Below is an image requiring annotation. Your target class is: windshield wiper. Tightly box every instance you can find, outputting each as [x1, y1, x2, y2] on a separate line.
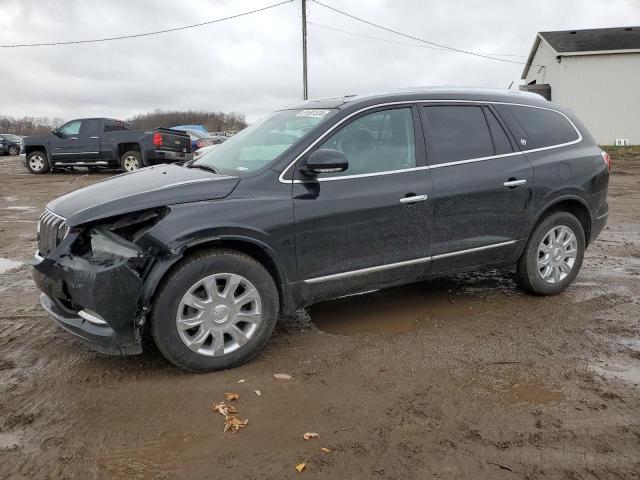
[187, 164, 219, 174]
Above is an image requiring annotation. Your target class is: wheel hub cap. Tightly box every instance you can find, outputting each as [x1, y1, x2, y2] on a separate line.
[211, 305, 231, 324]
[175, 273, 263, 357]
[537, 225, 578, 284]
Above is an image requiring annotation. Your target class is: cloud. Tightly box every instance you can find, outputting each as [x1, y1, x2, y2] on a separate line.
[0, 0, 637, 121]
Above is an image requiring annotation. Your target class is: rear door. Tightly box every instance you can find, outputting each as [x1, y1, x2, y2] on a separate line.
[49, 120, 82, 163]
[292, 105, 433, 298]
[420, 103, 534, 273]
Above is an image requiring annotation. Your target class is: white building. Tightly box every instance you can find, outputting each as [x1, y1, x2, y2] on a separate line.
[521, 26, 640, 145]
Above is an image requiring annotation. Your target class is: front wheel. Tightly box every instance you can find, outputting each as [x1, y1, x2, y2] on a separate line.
[120, 150, 142, 172]
[150, 249, 279, 372]
[515, 211, 585, 295]
[26, 151, 50, 174]
[8, 145, 20, 156]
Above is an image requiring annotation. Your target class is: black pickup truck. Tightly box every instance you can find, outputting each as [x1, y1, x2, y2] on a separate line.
[23, 118, 192, 174]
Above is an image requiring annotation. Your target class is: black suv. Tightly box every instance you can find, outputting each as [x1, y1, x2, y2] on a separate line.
[32, 88, 610, 372]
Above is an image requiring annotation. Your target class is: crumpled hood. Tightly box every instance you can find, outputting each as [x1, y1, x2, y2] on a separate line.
[48, 164, 240, 227]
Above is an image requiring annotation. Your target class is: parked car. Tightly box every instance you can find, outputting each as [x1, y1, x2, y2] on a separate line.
[171, 127, 218, 152]
[172, 124, 208, 134]
[32, 88, 609, 372]
[23, 118, 192, 174]
[0, 133, 23, 156]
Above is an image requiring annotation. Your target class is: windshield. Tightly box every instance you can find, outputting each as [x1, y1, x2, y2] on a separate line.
[192, 108, 337, 173]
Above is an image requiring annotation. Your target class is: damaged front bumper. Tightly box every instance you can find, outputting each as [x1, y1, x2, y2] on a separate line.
[32, 224, 156, 356]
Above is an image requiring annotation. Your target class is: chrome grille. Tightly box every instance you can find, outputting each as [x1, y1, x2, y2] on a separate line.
[37, 210, 68, 257]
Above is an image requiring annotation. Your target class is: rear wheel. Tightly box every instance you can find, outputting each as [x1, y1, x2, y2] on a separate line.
[150, 249, 279, 372]
[120, 150, 142, 172]
[515, 211, 585, 295]
[26, 151, 50, 174]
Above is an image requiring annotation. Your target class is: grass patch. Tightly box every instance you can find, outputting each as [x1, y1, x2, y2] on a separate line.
[601, 145, 640, 162]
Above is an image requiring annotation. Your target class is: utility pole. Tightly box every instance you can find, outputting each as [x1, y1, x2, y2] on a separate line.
[301, 0, 308, 100]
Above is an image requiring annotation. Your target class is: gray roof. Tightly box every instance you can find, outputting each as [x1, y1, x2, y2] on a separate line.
[522, 26, 640, 79]
[540, 26, 640, 53]
[284, 87, 548, 111]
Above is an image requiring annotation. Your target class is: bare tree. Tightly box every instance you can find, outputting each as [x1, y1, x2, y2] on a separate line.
[0, 110, 247, 137]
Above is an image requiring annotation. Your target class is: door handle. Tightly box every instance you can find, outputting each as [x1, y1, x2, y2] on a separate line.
[399, 194, 429, 204]
[503, 179, 527, 188]
[90, 136, 99, 139]
[69, 137, 78, 140]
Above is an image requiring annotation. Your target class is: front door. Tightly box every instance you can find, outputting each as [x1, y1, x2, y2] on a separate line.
[49, 120, 83, 164]
[420, 103, 534, 273]
[292, 106, 433, 298]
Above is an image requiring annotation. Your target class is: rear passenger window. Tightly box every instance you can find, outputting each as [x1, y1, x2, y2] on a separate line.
[104, 122, 127, 132]
[316, 108, 416, 176]
[484, 108, 513, 155]
[504, 105, 579, 148]
[424, 106, 495, 164]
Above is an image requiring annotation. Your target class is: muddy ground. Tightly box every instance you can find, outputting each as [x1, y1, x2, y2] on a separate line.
[0, 151, 639, 479]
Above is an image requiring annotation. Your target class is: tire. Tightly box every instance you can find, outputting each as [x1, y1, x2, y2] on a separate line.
[150, 249, 279, 372]
[8, 145, 19, 156]
[26, 151, 50, 174]
[120, 150, 142, 172]
[515, 211, 585, 296]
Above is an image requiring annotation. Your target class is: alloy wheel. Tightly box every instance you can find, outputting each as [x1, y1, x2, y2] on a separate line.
[175, 273, 262, 356]
[29, 154, 45, 172]
[537, 225, 578, 284]
[123, 155, 139, 172]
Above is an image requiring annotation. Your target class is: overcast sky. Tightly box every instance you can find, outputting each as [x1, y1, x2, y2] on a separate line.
[0, 0, 637, 122]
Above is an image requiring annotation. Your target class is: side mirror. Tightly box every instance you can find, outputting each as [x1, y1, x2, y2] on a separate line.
[52, 128, 60, 136]
[302, 149, 348, 175]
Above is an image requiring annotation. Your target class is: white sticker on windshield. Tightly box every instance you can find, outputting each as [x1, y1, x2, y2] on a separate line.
[296, 109, 331, 118]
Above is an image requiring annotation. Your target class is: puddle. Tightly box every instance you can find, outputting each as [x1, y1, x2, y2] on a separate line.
[309, 282, 490, 335]
[0, 258, 23, 274]
[0, 432, 22, 450]
[591, 362, 640, 385]
[505, 383, 564, 404]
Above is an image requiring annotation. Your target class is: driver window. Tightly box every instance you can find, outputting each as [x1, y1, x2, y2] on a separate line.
[59, 120, 81, 137]
[316, 107, 416, 177]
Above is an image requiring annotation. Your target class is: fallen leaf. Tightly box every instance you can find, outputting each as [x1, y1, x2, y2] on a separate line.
[273, 373, 293, 380]
[254, 390, 262, 396]
[237, 379, 246, 383]
[295, 463, 306, 473]
[303, 432, 319, 441]
[321, 447, 331, 453]
[224, 416, 248, 433]
[225, 392, 240, 401]
[212, 402, 237, 418]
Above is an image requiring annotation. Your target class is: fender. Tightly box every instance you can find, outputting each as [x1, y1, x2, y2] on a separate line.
[138, 230, 296, 319]
[519, 192, 592, 256]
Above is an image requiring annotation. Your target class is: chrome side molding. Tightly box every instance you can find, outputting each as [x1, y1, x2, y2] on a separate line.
[304, 240, 517, 284]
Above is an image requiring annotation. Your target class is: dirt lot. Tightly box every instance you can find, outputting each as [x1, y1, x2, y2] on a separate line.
[1, 151, 639, 479]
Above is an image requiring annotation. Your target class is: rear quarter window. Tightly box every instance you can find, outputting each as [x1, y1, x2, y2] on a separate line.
[503, 105, 579, 149]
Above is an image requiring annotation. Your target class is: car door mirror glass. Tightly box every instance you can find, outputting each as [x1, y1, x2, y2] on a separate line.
[302, 149, 349, 175]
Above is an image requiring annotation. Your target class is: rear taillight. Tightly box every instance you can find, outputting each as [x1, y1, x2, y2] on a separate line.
[601, 150, 611, 173]
[153, 133, 163, 146]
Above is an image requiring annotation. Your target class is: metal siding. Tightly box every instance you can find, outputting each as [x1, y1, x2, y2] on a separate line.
[524, 43, 640, 145]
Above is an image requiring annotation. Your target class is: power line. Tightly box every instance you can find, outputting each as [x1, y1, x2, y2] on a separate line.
[311, 0, 530, 65]
[308, 21, 527, 57]
[0, 0, 293, 48]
